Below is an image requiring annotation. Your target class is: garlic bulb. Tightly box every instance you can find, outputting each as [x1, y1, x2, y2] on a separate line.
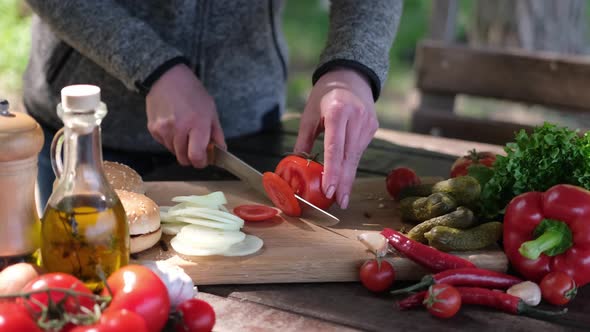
[142, 260, 196, 307]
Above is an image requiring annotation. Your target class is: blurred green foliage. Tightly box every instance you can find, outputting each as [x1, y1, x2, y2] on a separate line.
[0, 0, 31, 93]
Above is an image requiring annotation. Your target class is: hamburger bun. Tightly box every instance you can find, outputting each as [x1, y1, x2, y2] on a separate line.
[116, 189, 162, 254]
[103, 161, 145, 194]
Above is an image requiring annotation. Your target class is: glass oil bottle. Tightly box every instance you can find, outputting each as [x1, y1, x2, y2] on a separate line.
[41, 85, 129, 292]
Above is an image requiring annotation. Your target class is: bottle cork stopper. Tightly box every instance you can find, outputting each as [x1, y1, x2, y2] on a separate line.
[61, 85, 101, 110]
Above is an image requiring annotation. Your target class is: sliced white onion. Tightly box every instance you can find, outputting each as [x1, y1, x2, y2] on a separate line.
[172, 191, 227, 208]
[162, 222, 186, 235]
[169, 207, 244, 226]
[170, 236, 230, 256]
[222, 235, 264, 257]
[175, 216, 241, 231]
[177, 224, 245, 248]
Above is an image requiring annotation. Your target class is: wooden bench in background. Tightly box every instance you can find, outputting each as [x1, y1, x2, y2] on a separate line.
[411, 41, 590, 145]
[411, 0, 590, 145]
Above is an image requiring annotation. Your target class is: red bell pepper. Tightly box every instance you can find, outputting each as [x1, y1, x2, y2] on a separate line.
[503, 184, 590, 286]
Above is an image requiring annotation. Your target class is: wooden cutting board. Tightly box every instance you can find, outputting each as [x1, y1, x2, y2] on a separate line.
[137, 178, 508, 285]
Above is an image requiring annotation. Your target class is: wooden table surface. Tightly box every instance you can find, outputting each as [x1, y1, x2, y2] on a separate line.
[144, 118, 589, 332]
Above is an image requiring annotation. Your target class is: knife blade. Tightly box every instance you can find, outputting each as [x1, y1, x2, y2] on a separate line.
[208, 144, 342, 227]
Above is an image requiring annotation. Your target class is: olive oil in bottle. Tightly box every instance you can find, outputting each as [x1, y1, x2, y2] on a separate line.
[41, 195, 129, 292]
[42, 85, 129, 292]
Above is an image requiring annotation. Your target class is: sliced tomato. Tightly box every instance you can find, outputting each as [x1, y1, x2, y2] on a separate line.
[233, 204, 278, 222]
[275, 155, 334, 210]
[262, 172, 301, 217]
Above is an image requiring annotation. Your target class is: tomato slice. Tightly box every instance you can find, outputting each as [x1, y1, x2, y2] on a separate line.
[233, 204, 278, 222]
[262, 172, 302, 217]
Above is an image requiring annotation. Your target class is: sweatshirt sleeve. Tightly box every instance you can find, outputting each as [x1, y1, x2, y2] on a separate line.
[312, 0, 403, 101]
[25, 0, 187, 94]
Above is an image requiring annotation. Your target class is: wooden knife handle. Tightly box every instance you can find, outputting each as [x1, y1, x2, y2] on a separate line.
[206, 143, 216, 166]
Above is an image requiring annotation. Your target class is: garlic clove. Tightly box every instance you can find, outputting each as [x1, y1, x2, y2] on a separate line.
[507, 281, 541, 306]
[357, 232, 388, 257]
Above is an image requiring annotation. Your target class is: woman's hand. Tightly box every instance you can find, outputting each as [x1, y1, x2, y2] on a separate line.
[295, 69, 378, 209]
[146, 64, 226, 168]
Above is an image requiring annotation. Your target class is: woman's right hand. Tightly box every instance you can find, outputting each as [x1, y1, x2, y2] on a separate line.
[146, 64, 226, 168]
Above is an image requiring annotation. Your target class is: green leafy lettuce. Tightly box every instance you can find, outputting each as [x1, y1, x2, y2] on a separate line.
[474, 123, 590, 217]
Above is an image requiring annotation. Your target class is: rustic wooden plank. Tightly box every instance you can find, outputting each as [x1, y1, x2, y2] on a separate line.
[198, 292, 358, 332]
[411, 107, 533, 145]
[416, 40, 590, 111]
[202, 282, 581, 332]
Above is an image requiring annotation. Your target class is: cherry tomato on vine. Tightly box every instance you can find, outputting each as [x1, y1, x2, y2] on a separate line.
[233, 204, 278, 222]
[18, 273, 95, 315]
[102, 265, 170, 332]
[385, 167, 421, 200]
[175, 298, 216, 332]
[69, 309, 148, 332]
[450, 150, 496, 178]
[540, 271, 577, 306]
[423, 284, 461, 319]
[359, 259, 395, 292]
[275, 154, 335, 210]
[0, 303, 42, 332]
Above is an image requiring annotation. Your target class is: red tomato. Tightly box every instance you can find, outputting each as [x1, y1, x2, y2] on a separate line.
[69, 309, 148, 332]
[450, 150, 496, 178]
[274, 155, 335, 210]
[540, 271, 577, 306]
[18, 273, 95, 315]
[233, 204, 278, 222]
[0, 303, 42, 332]
[262, 172, 302, 216]
[385, 167, 421, 199]
[175, 299, 216, 332]
[102, 265, 170, 332]
[359, 259, 395, 292]
[423, 284, 461, 319]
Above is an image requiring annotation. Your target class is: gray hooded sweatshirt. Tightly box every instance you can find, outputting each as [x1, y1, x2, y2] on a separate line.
[23, 0, 403, 153]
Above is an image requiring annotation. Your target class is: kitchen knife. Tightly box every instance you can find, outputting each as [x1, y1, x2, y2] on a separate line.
[207, 144, 341, 227]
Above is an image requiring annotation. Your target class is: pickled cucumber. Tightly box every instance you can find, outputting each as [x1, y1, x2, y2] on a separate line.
[424, 222, 503, 251]
[398, 193, 457, 222]
[406, 207, 475, 243]
[432, 176, 481, 206]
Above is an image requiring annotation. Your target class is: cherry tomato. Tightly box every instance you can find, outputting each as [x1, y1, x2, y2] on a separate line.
[423, 284, 461, 319]
[18, 273, 95, 315]
[540, 271, 577, 306]
[359, 259, 395, 292]
[0, 303, 42, 332]
[175, 298, 216, 332]
[233, 204, 278, 222]
[102, 265, 170, 332]
[385, 167, 421, 199]
[262, 172, 302, 217]
[69, 309, 148, 332]
[450, 150, 496, 178]
[275, 155, 335, 210]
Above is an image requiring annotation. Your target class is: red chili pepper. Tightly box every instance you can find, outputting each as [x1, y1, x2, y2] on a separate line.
[457, 287, 565, 319]
[391, 268, 522, 295]
[381, 228, 476, 272]
[396, 291, 427, 310]
[396, 287, 565, 320]
[503, 184, 590, 286]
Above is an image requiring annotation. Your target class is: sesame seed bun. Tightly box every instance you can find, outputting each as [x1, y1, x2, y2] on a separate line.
[103, 161, 145, 194]
[115, 189, 162, 253]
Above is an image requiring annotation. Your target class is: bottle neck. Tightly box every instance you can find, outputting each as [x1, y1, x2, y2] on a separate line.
[63, 124, 104, 182]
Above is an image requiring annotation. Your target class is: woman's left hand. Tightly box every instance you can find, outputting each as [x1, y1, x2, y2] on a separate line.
[295, 68, 378, 209]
